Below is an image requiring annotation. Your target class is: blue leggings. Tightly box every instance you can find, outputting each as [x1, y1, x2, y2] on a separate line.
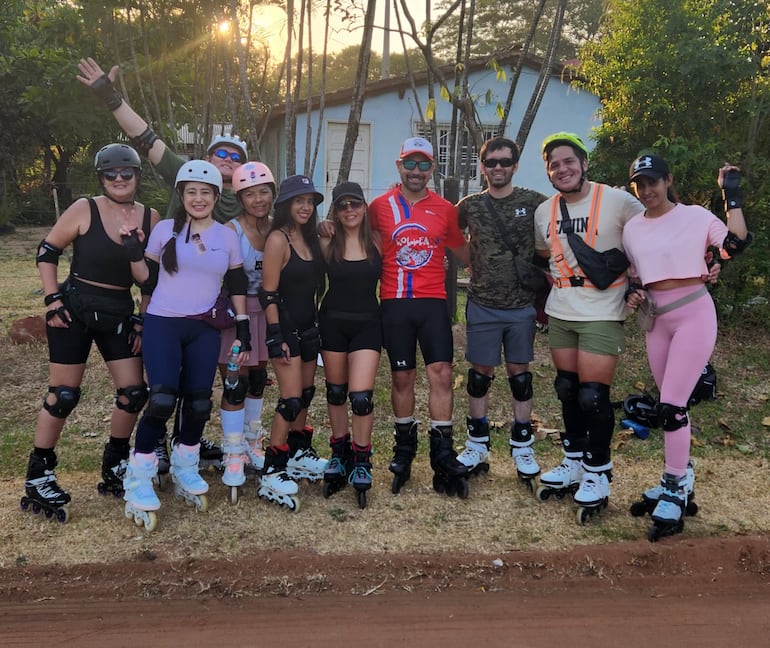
[135, 315, 220, 453]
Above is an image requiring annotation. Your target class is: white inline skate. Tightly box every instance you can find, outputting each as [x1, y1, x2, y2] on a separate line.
[243, 420, 267, 473]
[123, 451, 160, 532]
[286, 426, 328, 482]
[574, 463, 612, 525]
[221, 433, 246, 505]
[536, 452, 583, 502]
[457, 417, 490, 477]
[170, 442, 209, 512]
[258, 446, 300, 511]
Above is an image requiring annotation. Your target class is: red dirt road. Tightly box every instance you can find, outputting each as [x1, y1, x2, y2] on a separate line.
[1, 534, 768, 647]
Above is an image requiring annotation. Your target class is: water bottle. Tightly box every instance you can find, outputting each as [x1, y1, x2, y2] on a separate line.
[225, 345, 240, 389]
[621, 418, 650, 440]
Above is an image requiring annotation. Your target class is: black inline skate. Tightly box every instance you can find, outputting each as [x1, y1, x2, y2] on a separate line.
[630, 462, 698, 518]
[20, 451, 71, 523]
[647, 473, 691, 542]
[429, 427, 469, 499]
[97, 440, 130, 497]
[389, 421, 418, 494]
[323, 434, 352, 498]
[349, 443, 373, 509]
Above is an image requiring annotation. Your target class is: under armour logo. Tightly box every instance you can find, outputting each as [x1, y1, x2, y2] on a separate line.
[633, 156, 654, 172]
[514, 208, 527, 216]
[396, 360, 407, 367]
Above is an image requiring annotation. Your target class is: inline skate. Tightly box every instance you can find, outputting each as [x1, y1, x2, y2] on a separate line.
[509, 422, 540, 491]
[20, 451, 70, 523]
[536, 452, 583, 502]
[574, 464, 612, 525]
[258, 446, 300, 511]
[97, 440, 129, 497]
[221, 433, 246, 505]
[123, 451, 160, 532]
[169, 442, 209, 512]
[323, 434, 352, 498]
[630, 461, 698, 517]
[389, 420, 418, 494]
[456, 417, 490, 477]
[349, 443, 373, 509]
[429, 427, 469, 499]
[152, 434, 170, 490]
[198, 436, 224, 472]
[243, 420, 267, 473]
[287, 426, 328, 482]
[648, 473, 690, 542]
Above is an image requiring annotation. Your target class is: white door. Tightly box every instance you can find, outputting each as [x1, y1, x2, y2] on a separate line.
[325, 122, 371, 202]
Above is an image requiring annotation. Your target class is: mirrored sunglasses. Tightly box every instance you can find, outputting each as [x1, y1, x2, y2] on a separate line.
[401, 159, 432, 172]
[482, 158, 515, 168]
[336, 199, 365, 210]
[213, 149, 243, 163]
[102, 169, 136, 181]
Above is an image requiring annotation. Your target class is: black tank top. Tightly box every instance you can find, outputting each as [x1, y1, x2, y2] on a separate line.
[321, 251, 382, 316]
[279, 242, 322, 332]
[70, 198, 151, 288]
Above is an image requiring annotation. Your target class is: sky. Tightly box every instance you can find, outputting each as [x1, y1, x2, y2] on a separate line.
[251, 2, 433, 57]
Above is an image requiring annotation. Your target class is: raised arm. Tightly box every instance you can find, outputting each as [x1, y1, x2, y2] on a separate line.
[76, 57, 167, 166]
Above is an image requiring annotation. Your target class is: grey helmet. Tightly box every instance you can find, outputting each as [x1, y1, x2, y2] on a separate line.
[94, 143, 142, 173]
[175, 160, 223, 193]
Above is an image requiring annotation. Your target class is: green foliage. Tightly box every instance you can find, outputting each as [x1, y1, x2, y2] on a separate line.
[578, 0, 770, 313]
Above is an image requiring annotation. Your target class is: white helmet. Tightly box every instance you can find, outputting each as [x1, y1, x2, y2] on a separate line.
[207, 134, 247, 161]
[232, 161, 276, 196]
[175, 160, 223, 192]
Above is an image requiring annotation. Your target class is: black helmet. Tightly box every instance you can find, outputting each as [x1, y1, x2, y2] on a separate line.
[94, 143, 141, 173]
[623, 393, 659, 428]
[689, 363, 717, 406]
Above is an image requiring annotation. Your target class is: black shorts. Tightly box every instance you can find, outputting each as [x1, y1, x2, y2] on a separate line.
[319, 309, 382, 353]
[47, 316, 136, 364]
[380, 298, 453, 371]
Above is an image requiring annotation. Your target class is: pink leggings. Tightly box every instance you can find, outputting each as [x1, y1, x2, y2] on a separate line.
[646, 286, 717, 476]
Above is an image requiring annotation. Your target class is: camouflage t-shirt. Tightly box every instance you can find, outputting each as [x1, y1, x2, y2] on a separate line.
[457, 187, 547, 309]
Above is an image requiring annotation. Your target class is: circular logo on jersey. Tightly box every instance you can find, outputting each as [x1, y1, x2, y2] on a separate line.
[393, 222, 434, 269]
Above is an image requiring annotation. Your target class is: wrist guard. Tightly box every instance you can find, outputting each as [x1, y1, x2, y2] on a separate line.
[130, 313, 145, 327]
[265, 323, 284, 358]
[623, 283, 644, 303]
[722, 170, 741, 210]
[44, 291, 64, 306]
[235, 318, 252, 352]
[90, 74, 124, 111]
[121, 229, 144, 262]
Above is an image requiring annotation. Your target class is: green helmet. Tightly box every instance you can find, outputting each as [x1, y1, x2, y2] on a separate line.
[541, 132, 589, 160]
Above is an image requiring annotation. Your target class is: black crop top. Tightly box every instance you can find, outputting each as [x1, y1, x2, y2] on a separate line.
[70, 198, 151, 289]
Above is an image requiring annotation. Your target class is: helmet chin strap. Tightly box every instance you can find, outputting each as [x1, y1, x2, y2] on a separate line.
[102, 189, 135, 205]
[554, 172, 587, 194]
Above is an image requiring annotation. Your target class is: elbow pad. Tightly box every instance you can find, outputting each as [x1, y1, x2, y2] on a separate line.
[36, 240, 64, 266]
[141, 258, 160, 295]
[224, 266, 248, 296]
[129, 127, 160, 158]
[722, 231, 753, 257]
[258, 287, 281, 310]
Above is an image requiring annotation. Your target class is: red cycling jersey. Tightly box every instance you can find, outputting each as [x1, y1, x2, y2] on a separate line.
[369, 186, 465, 299]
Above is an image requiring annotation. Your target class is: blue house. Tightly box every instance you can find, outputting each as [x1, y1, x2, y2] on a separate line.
[260, 51, 601, 206]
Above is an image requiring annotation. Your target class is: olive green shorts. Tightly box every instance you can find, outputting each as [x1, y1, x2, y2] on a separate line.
[547, 317, 625, 356]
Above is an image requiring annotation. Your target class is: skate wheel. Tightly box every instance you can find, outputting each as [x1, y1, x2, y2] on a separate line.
[357, 490, 367, 509]
[97, 482, 107, 495]
[629, 501, 650, 517]
[56, 507, 69, 524]
[577, 507, 591, 526]
[455, 478, 469, 500]
[196, 494, 209, 513]
[647, 524, 662, 542]
[43, 506, 54, 520]
[286, 497, 301, 513]
[229, 486, 239, 505]
[521, 477, 535, 493]
[20, 496, 30, 511]
[391, 474, 402, 495]
[133, 514, 143, 527]
[432, 474, 446, 494]
[686, 501, 699, 516]
[31, 501, 42, 514]
[323, 481, 334, 498]
[535, 486, 551, 502]
[144, 511, 158, 532]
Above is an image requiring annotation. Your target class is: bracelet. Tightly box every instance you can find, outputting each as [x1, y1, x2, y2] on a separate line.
[130, 313, 145, 327]
[44, 291, 64, 306]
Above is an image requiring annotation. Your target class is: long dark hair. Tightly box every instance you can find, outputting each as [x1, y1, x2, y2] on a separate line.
[271, 198, 322, 262]
[160, 183, 219, 273]
[327, 202, 378, 264]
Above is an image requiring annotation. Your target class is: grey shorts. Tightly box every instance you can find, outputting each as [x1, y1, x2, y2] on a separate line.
[547, 317, 625, 356]
[465, 299, 536, 367]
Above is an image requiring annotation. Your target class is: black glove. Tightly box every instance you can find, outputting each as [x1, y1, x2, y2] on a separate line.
[265, 323, 284, 358]
[90, 74, 124, 111]
[235, 318, 252, 352]
[121, 229, 144, 262]
[722, 169, 741, 210]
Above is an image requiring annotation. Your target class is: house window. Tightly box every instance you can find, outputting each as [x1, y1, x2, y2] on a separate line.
[413, 123, 496, 189]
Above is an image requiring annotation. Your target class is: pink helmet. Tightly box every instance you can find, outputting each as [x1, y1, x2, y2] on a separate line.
[232, 161, 276, 196]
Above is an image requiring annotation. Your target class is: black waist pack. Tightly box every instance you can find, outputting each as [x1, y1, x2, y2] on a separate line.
[64, 279, 134, 333]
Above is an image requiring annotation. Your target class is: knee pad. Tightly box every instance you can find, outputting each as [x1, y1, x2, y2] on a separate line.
[115, 383, 148, 413]
[554, 370, 579, 403]
[43, 385, 81, 419]
[301, 385, 316, 409]
[325, 382, 348, 406]
[349, 390, 374, 416]
[466, 368, 494, 398]
[276, 396, 303, 423]
[181, 390, 213, 426]
[223, 376, 248, 406]
[247, 367, 268, 397]
[577, 382, 611, 414]
[657, 402, 689, 431]
[508, 371, 533, 402]
[144, 385, 178, 422]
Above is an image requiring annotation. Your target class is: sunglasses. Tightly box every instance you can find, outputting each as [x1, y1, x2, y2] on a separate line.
[191, 232, 206, 253]
[482, 158, 515, 168]
[401, 159, 432, 172]
[102, 169, 136, 181]
[212, 149, 243, 163]
[336, 199, 365, 211]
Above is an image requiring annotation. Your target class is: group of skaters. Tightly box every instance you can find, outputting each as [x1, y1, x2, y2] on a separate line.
[21, 57, 751, 542]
